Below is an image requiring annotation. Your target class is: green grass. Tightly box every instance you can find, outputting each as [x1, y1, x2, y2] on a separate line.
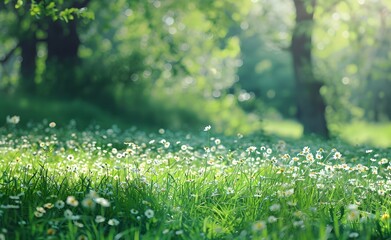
[0, 123, 390, 239]
[263, 119, 391, 148]
[262, 119, 303, 139]
[0, 94, 128, 129]
[336, 122, 391, 148]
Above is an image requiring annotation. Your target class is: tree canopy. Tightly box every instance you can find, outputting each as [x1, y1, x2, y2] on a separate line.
[1, 0, 390, 135]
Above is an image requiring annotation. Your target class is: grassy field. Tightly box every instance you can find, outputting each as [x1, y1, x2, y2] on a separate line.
[0, 121, 390, 240]
[263, 119, 391, 148]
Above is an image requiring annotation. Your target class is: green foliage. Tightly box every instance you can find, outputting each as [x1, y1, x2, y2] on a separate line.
[4, 0, 94, 21]
[1, 0, 391, 137]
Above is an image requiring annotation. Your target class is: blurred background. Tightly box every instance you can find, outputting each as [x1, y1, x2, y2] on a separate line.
[1, 0, 390, 147]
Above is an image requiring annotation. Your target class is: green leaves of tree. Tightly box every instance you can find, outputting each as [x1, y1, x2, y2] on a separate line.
[4, 0, 94, 21]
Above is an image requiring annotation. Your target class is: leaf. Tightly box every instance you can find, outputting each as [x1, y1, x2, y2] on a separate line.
[15, 0, 23, 9]
[30, 3, 41, 17]
[46, 2, 56, 10]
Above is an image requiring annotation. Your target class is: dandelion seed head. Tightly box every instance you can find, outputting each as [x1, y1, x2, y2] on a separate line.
[145, 209, 154, 219]
[55, 200, 65, 209]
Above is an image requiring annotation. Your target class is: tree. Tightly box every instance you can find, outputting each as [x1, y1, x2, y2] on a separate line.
[43, 0, 91, 97]
[1, 0, 93, 95]
[291, 0, 329, 137]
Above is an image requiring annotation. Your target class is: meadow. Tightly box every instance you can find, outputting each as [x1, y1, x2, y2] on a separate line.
[0, 120, 390, 240]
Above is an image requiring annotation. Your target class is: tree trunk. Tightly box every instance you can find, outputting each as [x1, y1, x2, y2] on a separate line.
[19, 33, 37, 94]
[291, 0, 329, 137]
[45, 19, 81, 97]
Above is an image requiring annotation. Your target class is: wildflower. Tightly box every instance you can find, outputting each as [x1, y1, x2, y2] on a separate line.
[266, 148, 272, 154]
[333, 152, 342, 160]
[246, 146, 257, 153]
[316, 184, 325, 189]
[74, 221, 84, 228]
[306, 153, 314, 162]
[347, 209, 360, 221]
[293, 220, 304, 228]
[47, 228, 56, 235]
[268, 216, 278, 223]
[6, 115, 20, 125]
[302, 146, 310, 154]
[378, 189, 385, 196]
[64, 209, 73, 220]
[381, 213, 390, 221]
[77, 234, 88, 240]
[82, 198, 96, 209]
[379, 158, 388, 165]
[95, 197, 110, 207]
[347, 204, 358, 211]
[44, 203, 54, 209]
[284, 188, 294, 197]
[0, 233, 5, 240]
[204, 125, 211, 132]
[349, 232, 359, 238]
[49, 122, 56, 128]
[293, 210, 304, 218]
[325, 165, 334, 172]
[55, 200, 65, 209]
[108, 218, 120, 226]
[36, 207, 46, 214]
[95, 215, 105, 223]
[34, 211, 44, 218]
[287, 201, 297, 207]
[269, 204, 281, 212]
[316, 153, 323, 160]
[145, 209, 154, 219]
[225, 187, 234, 195]
[252, 220, 266, 232]
[66, 196, 79, 207]
[87, 190, 99, 199]
[207, 159, 215, 165]
[215, 139, 221, 145]
[130, 209, 139, 215]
